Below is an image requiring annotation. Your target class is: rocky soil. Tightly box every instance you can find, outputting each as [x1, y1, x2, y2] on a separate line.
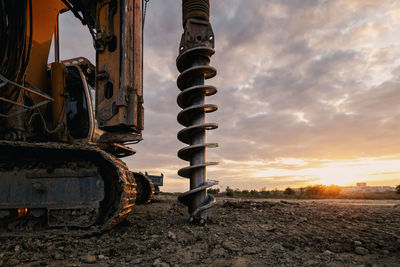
[0, 195, 399, 266]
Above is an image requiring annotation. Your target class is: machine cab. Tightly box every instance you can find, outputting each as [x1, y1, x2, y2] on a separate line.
[49, 57, 97, 143]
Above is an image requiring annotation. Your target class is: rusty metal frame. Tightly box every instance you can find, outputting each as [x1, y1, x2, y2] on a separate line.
[0, 74, 53, 118]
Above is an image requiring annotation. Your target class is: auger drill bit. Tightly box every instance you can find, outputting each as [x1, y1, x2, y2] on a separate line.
[176, 0, 219, 224]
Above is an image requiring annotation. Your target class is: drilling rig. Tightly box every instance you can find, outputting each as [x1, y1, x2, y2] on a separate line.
[0, 0, 218, 234]
[176, 0, 219, 225]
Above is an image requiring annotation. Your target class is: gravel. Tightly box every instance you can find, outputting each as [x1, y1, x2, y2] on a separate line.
[0, 195, 399, 266]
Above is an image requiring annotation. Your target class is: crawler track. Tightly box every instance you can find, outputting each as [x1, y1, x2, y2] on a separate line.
[0, 141, 136, 236]
[134, 172, 155, 204]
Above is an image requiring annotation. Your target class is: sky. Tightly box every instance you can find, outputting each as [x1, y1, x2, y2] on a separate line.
[58, 0, 400, 192]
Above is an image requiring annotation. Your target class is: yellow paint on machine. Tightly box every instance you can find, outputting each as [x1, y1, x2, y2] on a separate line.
[25, 0, 67, 99]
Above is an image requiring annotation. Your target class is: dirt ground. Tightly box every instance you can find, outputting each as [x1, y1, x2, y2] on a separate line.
[1, 195, 399, 266]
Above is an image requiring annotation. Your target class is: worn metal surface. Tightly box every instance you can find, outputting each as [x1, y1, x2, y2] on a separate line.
[95, 0, 143, 132]
[0, 141, 136, 235]
[176, 2, 219, 224]
[182, 0, 210, 27]
[133, 172, 155, 204]
[0, 174, 104, 208]
[98, 142, 137, 158]
[144, 172, 163, 194]
[145, 172, 164, 187]
[0, 0, 145, 236]
[50, 62, 67, 138]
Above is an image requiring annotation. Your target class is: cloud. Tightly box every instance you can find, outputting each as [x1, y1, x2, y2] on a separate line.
[59, 0, 400, 191]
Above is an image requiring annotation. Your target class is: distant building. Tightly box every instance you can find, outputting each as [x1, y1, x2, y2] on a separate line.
[342, 182, 395, 193]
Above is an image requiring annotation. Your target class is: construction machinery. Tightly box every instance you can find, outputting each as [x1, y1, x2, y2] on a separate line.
[0, 0, 218, 233]
[176, 0, 219, 224]
[145, 172, 164, 194]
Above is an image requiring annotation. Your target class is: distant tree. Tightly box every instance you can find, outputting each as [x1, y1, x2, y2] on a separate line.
[242, 190, 249, 197]
[225, 186, 234, 197]
[305, 185, 325, 196]
[304, 186, 315, 196]
[234, 188, 241, 196]
[250, 189, 259, 197]
[284, 187, 295, 195]
[303, 184, 341, 196]
[396, 185, 400, 194]
[299, 187, 305, 195]
[260, 188, 270, 198]
[323, 185, 342, 196]
[207, 188, 220, 195]
[271, 189, 280, 197]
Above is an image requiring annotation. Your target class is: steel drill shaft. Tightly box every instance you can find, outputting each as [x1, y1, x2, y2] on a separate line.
[189, 59, 208, 217]
[176, 0, 218, 223]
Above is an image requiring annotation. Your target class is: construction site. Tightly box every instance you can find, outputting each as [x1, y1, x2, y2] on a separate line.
[0, 0, 400, 266]
[0, 195, 399, 266]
